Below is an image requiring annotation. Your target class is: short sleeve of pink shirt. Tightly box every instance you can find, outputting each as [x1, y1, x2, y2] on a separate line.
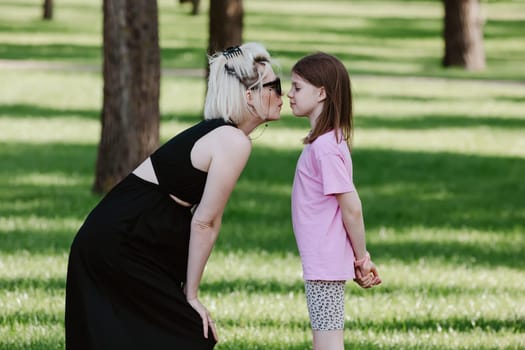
[318, 154, 355, 195]
[291, 130, 357, 281]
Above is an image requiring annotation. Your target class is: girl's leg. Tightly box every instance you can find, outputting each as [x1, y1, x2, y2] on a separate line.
[304, 280, 346, 350]
[312, 330, 344, 350]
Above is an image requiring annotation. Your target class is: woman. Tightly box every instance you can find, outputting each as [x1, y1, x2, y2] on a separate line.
[288, 52, 381, 350]
[65, 42, 282, 349]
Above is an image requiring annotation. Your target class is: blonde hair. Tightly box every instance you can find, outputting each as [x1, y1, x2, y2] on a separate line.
[204, 42, 273, 124]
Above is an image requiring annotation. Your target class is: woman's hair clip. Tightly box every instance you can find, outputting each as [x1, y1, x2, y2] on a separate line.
[224, 64, 238, 77]
[222, 46, 243, 59]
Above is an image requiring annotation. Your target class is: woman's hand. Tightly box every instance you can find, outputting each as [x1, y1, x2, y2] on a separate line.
[186, 297, 219, 342]
[354, 259, 382, 289]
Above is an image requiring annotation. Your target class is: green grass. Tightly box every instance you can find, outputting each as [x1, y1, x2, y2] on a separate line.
[1, 0, 524, 349]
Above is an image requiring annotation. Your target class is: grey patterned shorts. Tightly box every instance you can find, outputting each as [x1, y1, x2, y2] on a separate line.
[304, 280, 346, 331]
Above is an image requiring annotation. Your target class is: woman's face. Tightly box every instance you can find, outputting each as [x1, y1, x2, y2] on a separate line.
[287, 72, 324, 119]
[257, 70, 283, 121]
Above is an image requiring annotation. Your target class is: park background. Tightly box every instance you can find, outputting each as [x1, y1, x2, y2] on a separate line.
[0, 0, 524, 349]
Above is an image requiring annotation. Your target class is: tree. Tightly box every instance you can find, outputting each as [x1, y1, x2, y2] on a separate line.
[208, 0, 243, 55]
[179, 0, 200, 16]
[442, 0, 485, 70]
[43, 0, 53, 20]
[93, 0, 161, 194]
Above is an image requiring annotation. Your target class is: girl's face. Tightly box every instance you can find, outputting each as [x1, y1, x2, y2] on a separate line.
[287, 72, 325, 119]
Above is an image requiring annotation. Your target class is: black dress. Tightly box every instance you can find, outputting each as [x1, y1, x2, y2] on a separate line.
[65, 119, 233, 349]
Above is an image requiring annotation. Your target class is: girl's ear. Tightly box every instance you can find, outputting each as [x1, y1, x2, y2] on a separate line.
[318, 86, 327, 102]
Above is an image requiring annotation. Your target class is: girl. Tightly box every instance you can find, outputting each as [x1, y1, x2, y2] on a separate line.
[288, 52, 381, 350]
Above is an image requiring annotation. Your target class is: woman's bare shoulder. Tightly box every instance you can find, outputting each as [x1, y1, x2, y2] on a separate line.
[213, 125, 252, 151]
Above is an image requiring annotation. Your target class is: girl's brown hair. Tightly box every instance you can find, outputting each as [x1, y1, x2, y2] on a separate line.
[292, 52, 353, 147]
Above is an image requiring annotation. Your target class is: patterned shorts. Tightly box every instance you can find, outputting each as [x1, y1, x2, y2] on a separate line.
[304, 280, 346, 331]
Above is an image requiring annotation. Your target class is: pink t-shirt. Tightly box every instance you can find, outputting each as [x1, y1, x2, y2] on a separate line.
[291, 129, 356, 281]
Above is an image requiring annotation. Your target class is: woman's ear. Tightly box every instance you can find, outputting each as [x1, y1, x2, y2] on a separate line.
[318, 86, 327, 102]
[245, 89, 255, 109]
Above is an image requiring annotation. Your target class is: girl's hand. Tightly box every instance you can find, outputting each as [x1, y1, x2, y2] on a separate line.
[354, 258, 382, 288]
[186, 297, 219, 342]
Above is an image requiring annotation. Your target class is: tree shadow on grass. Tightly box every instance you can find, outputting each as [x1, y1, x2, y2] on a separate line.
[353, 148, 524, 229]
[3, 104, 523, 131]
[0, 276, 65, 292]
[164, 112, 525, 131]
[200, 277, 522, 298]
[0, 43, 208, 71]
[248, 11, 442, 40]
[0, 103, 98, 119]
[372, 239, 523, 269]
[0, 43, 101, 62]
[0, 142, 523, 267]
[356, 114, 525, 129]
[213, 314, 524, 333]
[352, 317, 525, 334]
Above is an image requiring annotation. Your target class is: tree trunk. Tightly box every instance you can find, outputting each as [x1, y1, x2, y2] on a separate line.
[43, 0, 53, 20]
[179, 0, 200, 15]
[93, 0, 160, 194]
[190, 0, 200, 15]
[208, 0, 243, 54]
[442, 0, 485, 70]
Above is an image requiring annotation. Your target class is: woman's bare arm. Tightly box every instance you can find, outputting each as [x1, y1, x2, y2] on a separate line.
[183, 128, 251, 339]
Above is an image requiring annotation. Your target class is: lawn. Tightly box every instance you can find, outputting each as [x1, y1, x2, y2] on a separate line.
[0, 0, 524, 349]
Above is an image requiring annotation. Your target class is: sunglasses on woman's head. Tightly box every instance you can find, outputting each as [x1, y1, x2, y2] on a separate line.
[262, 77, 282, 97]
